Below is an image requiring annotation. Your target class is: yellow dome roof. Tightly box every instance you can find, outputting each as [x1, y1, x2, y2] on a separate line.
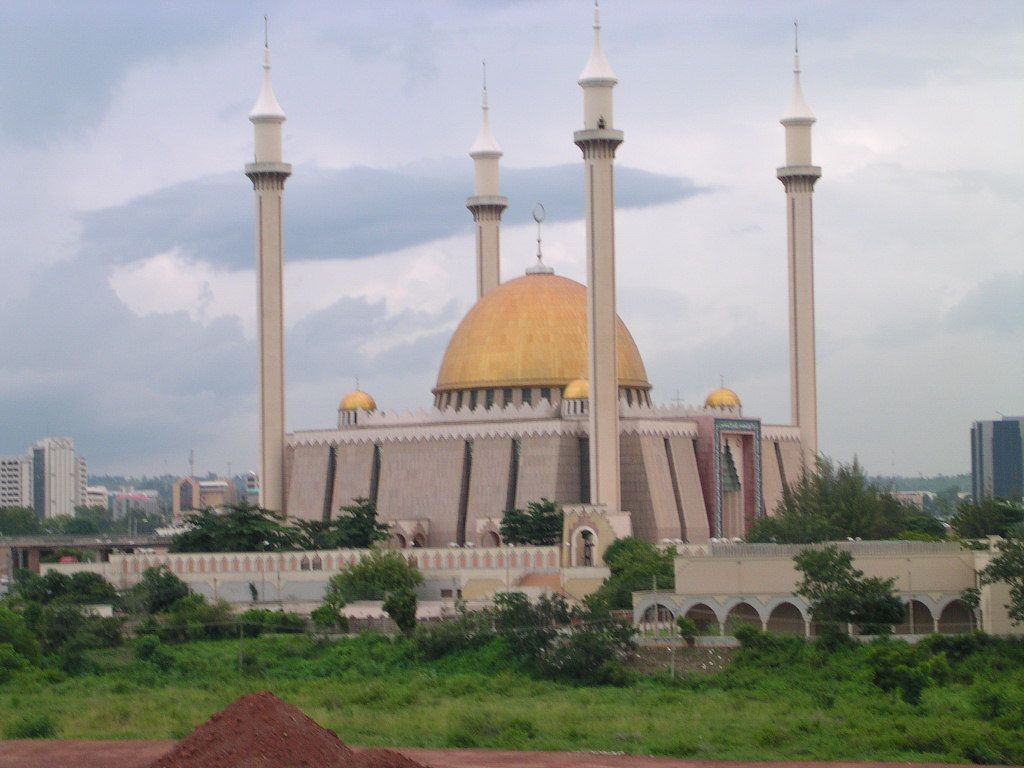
[435, 274, 650, 393]
[339, 390, 377, 412]
[705, 387, 741, 409]
[564, 378, 590, 400]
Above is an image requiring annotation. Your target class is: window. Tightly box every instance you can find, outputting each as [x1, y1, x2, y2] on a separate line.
[485, 389, 495, 409]
[522, 388, 532, 406]
[625, 389, 633, 406]
[469, 390, 478, 410]
[455, 391, 463, 410]
[503, 387, 513, 405]
[540, 387, 551, 403]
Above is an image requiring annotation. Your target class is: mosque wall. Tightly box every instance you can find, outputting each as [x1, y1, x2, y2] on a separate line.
[777, 440, 805, 490]
[331, 443, 376, 514]
[761, 438, 786, 516]
[514, 435, 581, 510]
[465, 437, 514, 543]
[667, 437, 710, 544]
[376, 439, 466, 547]
[620, 434, 682, 542]
[284, 444, 331, 521]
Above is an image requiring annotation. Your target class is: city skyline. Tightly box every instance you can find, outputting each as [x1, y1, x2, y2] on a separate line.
[0, 1, 1021, 477]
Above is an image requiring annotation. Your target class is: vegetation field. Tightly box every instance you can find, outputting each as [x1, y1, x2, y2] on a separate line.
[2, 632, 1022, 765]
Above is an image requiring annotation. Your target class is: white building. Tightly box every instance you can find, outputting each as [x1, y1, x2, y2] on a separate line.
[0, 455, 32, 509]
[85, 485, 110, 510]
[31, 437, 88, 519]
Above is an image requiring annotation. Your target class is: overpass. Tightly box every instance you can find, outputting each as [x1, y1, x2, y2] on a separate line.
[0, 534, 171, 575]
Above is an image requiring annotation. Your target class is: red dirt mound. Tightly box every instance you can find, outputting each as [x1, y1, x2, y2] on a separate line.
[354, 748, 432, 768]
[148, 691, 356, 768]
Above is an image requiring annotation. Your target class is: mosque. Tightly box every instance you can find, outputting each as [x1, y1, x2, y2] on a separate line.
[245, 6, 822, 549]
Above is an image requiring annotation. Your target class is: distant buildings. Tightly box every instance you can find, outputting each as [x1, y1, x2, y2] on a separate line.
[109, 488, 161, 520]
[971, 416, 1024, 501]
[85, 485, 110, 509]
[172, 476, 238, 520]
[0, 455, 32, 508]
[0, 437, 89, 518]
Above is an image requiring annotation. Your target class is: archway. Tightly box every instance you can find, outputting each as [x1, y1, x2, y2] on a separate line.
[724, 602, 761, 636]
[684, 603, 719, 635]
[938, 600, 973, 634]
[481, 530, 500, 547]
[766, 602, 805, 635]
[641, 603, 675, 636]
[571, 527, 598, 567]
[412, 533, 426, 549]
[391, 533, 407, 550]
[894, 599, 934, 635]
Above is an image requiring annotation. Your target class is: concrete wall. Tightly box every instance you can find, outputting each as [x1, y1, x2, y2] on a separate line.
[377, 440, 466, 547]
[285, 444, 331, 521]
[331, 443, 375, 513]
[465, 437, 513, 544]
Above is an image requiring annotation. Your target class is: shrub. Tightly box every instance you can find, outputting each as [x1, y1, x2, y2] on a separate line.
[324, 549, 423, 609]
[0, 606, 41, 665]
[0, 642, 27, 682]
[156, 595, 235, 643]
[132, 634, 173, 668]
[4, 713, 57, 739]
[383, 587, 418, 636]
[676, 616, 698, 639]
[413, 615, 493, 660]
[311, 604, 348, 633]
[127, 566, 191, 614]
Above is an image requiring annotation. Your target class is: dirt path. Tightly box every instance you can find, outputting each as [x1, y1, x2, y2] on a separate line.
[0, 742, 965, 768]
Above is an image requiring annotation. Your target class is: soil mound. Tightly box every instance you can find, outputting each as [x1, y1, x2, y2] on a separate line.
[148, 691, 356, 768]
[354, 748, 431, 768]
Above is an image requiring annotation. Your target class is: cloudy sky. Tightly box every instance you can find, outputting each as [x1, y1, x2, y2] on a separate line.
[0, 1, 1021, 479]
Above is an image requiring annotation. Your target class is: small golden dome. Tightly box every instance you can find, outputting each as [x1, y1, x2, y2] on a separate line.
[435, 273, 650, 393]
[705, 387, 741, 409]
[564, 378, 590, 400]
[339, 390, 377, 412]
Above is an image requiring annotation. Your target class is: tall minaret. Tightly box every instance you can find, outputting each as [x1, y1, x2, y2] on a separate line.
[245, 22, 292, 512]
[777, 24, 821, 471]
[467, 64, 508, 298]
[574, 1, 623, 509]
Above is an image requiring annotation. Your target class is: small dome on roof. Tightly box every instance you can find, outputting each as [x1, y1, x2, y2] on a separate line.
[564, 378, 590, 400]
[339, 390, 377, 412]
[705, 387, 741, 409]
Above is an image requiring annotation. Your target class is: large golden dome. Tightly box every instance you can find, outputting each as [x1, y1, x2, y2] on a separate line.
[434, 273, 650, 393]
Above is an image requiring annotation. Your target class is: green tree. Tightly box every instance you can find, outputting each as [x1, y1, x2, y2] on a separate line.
[126, 566, 191, 614]
[951, 498, 1024, 539]
[585, 537, 675, 612]
[383, 587, 418, 635]
[748, 457, 946, 544]
[499, 499, 563, 545]
[0, 507, 40, 536]
[794, 545, 905, 635]
[169, 503, 298, 553]
[295, 497, 390, 550]
[0, 606, 41, 665]
[323, 549, 423, 611]
[979, 529, 1024, 625]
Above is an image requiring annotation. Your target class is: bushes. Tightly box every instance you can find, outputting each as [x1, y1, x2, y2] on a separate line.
[238, 609, 306, 637]
[126, 566, 191, 614]
[4, 713, 57, 739]
[0, 605, 41, 665]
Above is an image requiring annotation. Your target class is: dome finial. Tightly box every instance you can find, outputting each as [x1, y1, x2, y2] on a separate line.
[526, 203, 554, 274]
[250, 15, 285, 121]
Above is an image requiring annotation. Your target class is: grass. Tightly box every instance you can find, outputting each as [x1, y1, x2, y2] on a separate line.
[1, 632, 1022, 764]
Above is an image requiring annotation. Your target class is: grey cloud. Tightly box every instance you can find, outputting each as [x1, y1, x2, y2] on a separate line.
[80, 161, 704, 268]
[946, 272, 1024, 336]
[0, 2, 243, 144]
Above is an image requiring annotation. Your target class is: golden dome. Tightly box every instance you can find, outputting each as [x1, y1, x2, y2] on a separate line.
[564, 378, 590, 400]
[705, 387, 741, 409]
[339, 390, 377, 412]
[434, 273, 650, 393]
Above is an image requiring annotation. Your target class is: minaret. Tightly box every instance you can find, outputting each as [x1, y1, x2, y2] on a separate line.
[777, 23, 821, 471]
[245, 21, 292, 512]
[574, 1, 623, 509]
[467, 63, 508, 298]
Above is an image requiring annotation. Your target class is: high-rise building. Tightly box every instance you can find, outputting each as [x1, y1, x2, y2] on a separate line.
[0, 454, 32, 508]
[85, 485, 110, 510]
[971, 416, 1024, 501]
[31, 437, 87, 519]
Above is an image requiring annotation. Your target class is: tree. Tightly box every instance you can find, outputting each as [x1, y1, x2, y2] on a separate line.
[169, 503, 298, 553]
[0, 606, 41, 665]
[499, 499, 563, 545]
[126, 566, 191, 614]
[748, 457, 946, 544]
[0, 507, 40, 536]
[323, 549, 423, 612]
[383, 587, 418, 635]
[585, 537, 675, 612]
[979, 529, 1024, 625]
[295, 497, 390, 550]
[950, 498, 1024, 539]
[794, 545, 905, 635]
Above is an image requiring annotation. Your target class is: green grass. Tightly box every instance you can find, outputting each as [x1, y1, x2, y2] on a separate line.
[1, 632, 1022, 764]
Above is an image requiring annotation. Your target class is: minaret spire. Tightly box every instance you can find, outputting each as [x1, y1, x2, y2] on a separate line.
[777, 23, 822, 471]
[575, 0, 624, 510]
[467, 59, 508, 298]
[245, 22, 292, 512]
